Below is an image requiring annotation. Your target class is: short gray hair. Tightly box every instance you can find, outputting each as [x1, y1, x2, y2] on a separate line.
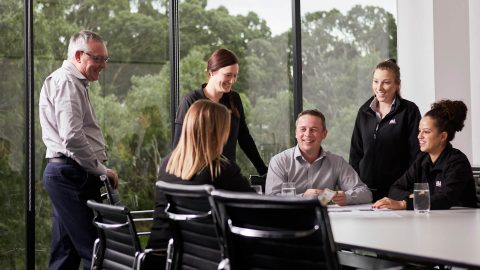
[67, 30, 105, 60]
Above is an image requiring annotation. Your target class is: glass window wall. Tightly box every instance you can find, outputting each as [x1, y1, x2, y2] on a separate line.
[1, 0, 25, 268]
[179, 0, 294, 174]
[301, 0, 397, 158]
[1, 0, 400, 268]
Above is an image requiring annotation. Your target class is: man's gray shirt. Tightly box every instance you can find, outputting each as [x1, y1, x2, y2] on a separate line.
[266, 145, 372, 205]
[39, 60, 108, 176]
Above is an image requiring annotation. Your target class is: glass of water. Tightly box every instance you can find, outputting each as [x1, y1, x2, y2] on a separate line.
[413, 182, 430, 213]
[281, 182, 296, 196]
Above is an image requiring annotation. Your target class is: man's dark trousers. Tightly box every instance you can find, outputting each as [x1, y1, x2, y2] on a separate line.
[43, 159, 102, 270]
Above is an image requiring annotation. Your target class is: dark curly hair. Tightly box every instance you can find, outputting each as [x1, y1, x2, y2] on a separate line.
[425, 99, 467, 142]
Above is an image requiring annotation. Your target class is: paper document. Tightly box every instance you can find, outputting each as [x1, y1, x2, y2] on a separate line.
[328, 203, 401, 217]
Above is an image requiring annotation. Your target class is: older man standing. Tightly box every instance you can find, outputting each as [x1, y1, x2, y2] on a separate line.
[39, 30, 118, 270]
[266, 109, 371, 205]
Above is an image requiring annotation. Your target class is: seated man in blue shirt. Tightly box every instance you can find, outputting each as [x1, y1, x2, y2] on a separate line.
[266, 109, 372, 205]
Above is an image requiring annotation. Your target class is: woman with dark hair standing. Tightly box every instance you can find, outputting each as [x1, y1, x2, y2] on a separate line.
[349, 59, 421, 201]
[373, 100, 477, 210]
[173, 48, 267, 175]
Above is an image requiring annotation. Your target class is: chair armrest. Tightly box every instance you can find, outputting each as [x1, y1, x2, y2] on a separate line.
[218, 258, 230, 270]
[228, 219, 319, 239]
[93, 220, 129, 230]
[164, 204, 211, 221]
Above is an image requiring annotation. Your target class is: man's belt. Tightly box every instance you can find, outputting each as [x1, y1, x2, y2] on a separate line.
[47, 156, 77, 165]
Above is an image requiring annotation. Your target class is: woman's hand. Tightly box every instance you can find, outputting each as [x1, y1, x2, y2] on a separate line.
[372, 197, 406, 210]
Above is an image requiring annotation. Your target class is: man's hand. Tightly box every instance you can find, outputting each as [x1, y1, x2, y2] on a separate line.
[106, 168, 119, 189]
[304, 188, 324, 196]
[332, 191, 347, 206]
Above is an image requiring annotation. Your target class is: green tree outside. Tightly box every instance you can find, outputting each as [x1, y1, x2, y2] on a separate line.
[0, 0, 395, 268]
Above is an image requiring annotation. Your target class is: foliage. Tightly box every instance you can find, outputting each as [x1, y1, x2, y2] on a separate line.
[0, 0, 396, 268]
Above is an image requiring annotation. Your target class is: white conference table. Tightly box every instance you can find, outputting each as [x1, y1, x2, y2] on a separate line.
[328, 206, 480, 268]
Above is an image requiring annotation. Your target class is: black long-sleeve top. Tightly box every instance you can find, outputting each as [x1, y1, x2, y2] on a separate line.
[389, 143, 477, 210]
[349, 95, 421, 201]
[173, 85, 267, 175]
[146, 155, 254, 250]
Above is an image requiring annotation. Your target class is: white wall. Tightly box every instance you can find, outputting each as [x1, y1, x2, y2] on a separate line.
[470, 0, 480, 166]
[398, 0, 479, 166]
[397, 0, 434, 115]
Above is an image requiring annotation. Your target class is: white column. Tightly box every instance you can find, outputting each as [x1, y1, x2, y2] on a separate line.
[470, 0, 480, 166]
[397, 0, 435, 115]
[433, 0, 472, 161]
[398, 0, 475, 164]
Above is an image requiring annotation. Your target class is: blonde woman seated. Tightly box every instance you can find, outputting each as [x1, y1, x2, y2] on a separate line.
[373, 100, 477, 210]
[146, 100, 253, 262]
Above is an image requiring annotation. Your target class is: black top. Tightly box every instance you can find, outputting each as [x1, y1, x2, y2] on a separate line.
[389, 143, 477, 210]
[173, 85, 268, 175]
[146, 155, 254, 249]
[349, 96, 421, 200]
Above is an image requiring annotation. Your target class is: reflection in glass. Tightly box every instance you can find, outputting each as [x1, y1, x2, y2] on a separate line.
[1, 1, 25, 268]
[29, 1, 170, 267]
[302, 1, 397, 159]
[180, 0, 293, 174]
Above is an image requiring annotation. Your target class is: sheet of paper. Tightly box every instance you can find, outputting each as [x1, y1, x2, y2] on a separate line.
[327, 203, 401, 217]
[327, 203, 376, 211]
[318, 188, 336, 205]
[328, 210, 402, 218]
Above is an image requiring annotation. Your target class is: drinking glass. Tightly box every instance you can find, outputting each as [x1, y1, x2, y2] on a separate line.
[251, 185, 262, 195]
[281, 182, 296, 196]
[413, 182, 430, 213]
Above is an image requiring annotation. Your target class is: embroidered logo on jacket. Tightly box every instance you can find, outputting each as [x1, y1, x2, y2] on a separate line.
[436, 180, 442, 187]
[389, 119, 396, 125]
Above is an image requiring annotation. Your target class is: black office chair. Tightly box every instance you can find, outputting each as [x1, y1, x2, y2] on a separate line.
[210, 190, 341, 270]
[97, 175, 163, 269]
[87, 200, 165, 270]
[249, 174, 266, 193]
[473, 167, 480, 207]
[100, 174, 122, 205]
[99, 174, 153, 234]
[155, 181, 222, 270]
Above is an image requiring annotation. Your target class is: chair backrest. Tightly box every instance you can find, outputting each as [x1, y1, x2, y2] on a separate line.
[210, 190, 340, 270]
[249, 175, 266, 193]
[473, 167, 480, 207]
[87, 200, 143, 270]
[155, 181, 221, 270]
[100, 175, 122, 205]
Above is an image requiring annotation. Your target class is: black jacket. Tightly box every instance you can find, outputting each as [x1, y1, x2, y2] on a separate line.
[349, 96, 421, 200]
[389, 143, 477, 210]
[173, 85, 268, 175]
[147, 155, 253, 249]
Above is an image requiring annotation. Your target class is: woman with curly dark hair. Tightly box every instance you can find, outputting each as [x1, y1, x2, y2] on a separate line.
[373, 100, 477, 210]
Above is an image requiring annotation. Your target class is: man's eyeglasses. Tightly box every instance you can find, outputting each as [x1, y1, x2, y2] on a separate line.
[81, 51, 110, 64]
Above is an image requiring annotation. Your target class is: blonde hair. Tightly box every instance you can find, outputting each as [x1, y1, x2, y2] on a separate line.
[166, 100, 231, 180]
